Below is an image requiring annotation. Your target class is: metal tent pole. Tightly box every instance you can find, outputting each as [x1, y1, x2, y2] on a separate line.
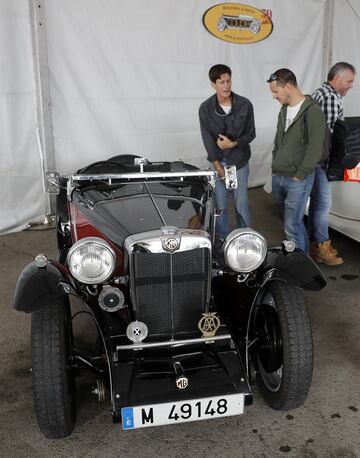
[29, 0, 57, 225]
[322, 0, 335, 81]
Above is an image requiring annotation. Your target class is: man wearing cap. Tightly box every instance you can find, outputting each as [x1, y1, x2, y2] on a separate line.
[267, 68, 326, 253]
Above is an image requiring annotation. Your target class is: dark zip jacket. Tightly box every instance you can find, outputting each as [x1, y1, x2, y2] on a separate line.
[272, 96, 326, 179]
[199, 92, 255, 169]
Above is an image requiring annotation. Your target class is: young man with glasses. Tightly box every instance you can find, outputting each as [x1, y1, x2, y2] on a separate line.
[308, 62, 356, 265]
[198, 64, 255, 241]
[267, 68, 326, 253]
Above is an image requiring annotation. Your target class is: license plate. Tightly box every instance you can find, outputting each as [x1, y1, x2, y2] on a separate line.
[121, 393, 244, 430]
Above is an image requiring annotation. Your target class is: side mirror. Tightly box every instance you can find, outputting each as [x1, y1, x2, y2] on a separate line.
[224, 165, 237, 189]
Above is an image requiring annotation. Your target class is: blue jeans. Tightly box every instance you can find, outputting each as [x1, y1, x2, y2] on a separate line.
[272, 174, 315, 252]
[214, 163, 251, 240]
[308, 164, 332, 243]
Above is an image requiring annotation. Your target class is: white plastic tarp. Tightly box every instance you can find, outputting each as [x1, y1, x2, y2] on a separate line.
[44, 0, 325, 179]
[0, 1, 44, 234]
[1, 0, 360, 234]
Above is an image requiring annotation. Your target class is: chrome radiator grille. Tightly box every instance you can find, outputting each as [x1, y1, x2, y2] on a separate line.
[130, 246, 211, 336]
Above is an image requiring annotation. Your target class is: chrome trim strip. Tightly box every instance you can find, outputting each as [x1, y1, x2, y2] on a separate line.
[125, 228, 212, 254]
[127, 247, 138, 317]
[70, 204, 78, 242]
[116, 334, 232, 351]
[67, 171, 216, 198]
[71, 171, 215, 181]
[170, 254, 175, 340]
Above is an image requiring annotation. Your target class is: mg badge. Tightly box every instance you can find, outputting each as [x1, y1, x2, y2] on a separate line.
[126, 321, 148, 343]
[163, 237, 179, 253]
[176, 376, 189, 390]
[198, 312, 221, 337]
[173, 361, 188, 390]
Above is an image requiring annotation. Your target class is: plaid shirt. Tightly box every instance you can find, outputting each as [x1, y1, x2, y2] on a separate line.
[312, 82, 344, 133]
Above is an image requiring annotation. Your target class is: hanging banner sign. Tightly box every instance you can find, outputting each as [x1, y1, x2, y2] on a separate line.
[203, 3, 273, 44]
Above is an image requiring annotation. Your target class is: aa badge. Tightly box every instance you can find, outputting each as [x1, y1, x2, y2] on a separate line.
[198, 312, 221, 337]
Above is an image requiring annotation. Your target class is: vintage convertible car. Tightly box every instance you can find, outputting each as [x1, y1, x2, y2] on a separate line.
[217, 14, 261, 34]
[13, 156, 326, 438]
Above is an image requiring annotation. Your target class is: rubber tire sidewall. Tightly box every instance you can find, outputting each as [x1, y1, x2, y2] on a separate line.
[253, 281, 313, 410]
[31, 296, 76, 438]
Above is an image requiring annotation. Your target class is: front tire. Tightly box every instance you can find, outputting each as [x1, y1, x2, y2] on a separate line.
[252, 281, 313, 410]
[31, 297, 76, 438]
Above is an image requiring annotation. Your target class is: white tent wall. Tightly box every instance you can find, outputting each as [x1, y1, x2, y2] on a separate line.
[1, 0, 359, 235]
[43, 0, 325, 180]
[0, 1, 44, 235]
[332, 0, 360, 117]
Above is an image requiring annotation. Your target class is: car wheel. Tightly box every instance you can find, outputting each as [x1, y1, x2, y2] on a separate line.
[31, 297, 76, 438]
[252, 281, 313, 410]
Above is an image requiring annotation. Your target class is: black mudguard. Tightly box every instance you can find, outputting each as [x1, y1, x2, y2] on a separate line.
[13, 262, 68, 313]
[258, 248, 327, 291]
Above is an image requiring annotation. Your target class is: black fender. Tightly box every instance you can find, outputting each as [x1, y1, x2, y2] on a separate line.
[257, 248, 327, 291]
[13, 261, 70, 313]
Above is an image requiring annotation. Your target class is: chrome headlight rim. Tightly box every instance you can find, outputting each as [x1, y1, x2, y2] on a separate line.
[66, 237, 116, 284]
[223, 228, 267, 273]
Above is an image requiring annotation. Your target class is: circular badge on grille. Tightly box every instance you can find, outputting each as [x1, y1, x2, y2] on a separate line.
[126, 321, 148, 343]
[164, 237, 179, 252]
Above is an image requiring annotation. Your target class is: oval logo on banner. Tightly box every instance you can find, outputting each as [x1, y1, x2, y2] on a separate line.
[203, 3, 273, 44]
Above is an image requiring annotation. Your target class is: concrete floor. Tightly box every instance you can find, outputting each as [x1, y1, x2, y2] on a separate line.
[1, 187, 360, 458]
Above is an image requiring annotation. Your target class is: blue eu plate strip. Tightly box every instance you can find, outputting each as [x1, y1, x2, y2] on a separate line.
[121, 407, 135, 430]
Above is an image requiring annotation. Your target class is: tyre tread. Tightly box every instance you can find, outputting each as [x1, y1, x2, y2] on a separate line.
[31, 298, 75, 438]
[256, 281, 313, 410]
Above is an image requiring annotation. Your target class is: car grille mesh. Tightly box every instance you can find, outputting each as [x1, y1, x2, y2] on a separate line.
[131, 248, 210, 336]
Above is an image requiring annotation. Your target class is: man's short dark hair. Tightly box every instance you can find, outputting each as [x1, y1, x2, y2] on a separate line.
[208, 64, 232, 83]
[266, 68, 297, 87]
[327, 62, 356, 82]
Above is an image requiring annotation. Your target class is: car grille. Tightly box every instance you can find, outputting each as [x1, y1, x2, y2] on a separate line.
[130, 247, 211, 336]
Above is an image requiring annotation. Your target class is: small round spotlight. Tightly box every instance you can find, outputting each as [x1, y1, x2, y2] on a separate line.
[98, 287, 125, 312]
[35, 254, 48, 268]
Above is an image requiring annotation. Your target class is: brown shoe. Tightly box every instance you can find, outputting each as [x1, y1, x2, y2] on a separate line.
[310, 241, 343, 266]
[328, 240, 338, 256]
[310, 240, 338, 256]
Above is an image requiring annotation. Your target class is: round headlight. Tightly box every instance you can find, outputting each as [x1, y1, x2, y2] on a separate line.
[67, 237, 116, 284]
[223, 229, 267, 273]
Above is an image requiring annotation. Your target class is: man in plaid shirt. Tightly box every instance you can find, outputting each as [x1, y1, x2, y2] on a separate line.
[309, 62, 356, 265]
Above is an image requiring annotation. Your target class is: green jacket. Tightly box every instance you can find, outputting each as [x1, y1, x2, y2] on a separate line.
[272, 96, 326, 179]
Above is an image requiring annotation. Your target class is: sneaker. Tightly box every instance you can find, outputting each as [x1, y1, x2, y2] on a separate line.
[309, 240, 343, 266]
